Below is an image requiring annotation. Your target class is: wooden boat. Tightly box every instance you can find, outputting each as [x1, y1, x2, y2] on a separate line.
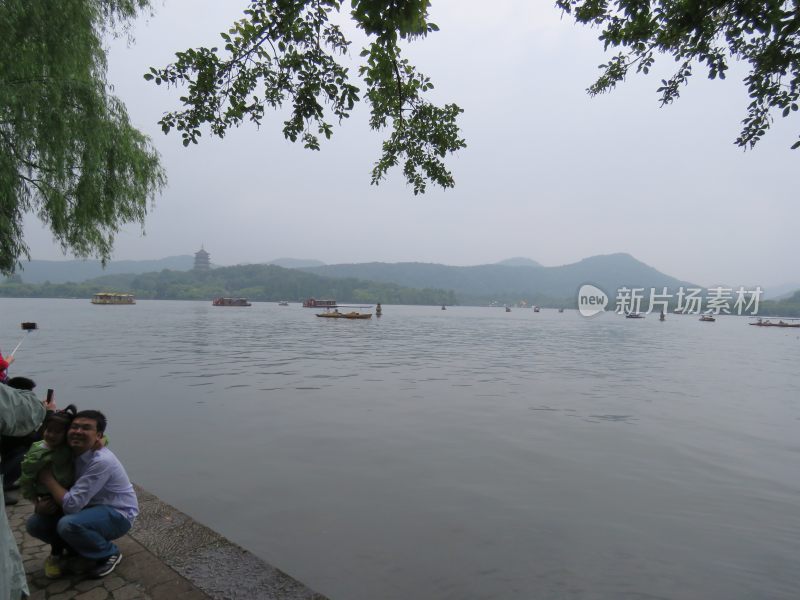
[278, 301, 289, 306]
[749, 317, 800, 328]
[625, 312, 645, 319]
[213, 297, 251, 307]
[91, 293, 135, 305]
[303, 298, 337, 308]
[316, 310, 372, 319]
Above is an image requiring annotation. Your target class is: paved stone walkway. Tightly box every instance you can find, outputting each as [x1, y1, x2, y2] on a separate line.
[7, 494, 211, 600]
[7, 485, 328, 600]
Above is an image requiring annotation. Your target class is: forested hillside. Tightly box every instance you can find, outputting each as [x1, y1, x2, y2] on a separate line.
[0, 264, 456, 305]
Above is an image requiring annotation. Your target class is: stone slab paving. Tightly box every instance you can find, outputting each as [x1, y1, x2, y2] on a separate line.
[7, 486, 329, 600]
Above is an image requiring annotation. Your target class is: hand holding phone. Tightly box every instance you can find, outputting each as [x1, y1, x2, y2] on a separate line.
[44, 388, 56, 410]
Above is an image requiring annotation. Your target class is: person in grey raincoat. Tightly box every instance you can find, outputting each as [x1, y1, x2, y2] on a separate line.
[1, 384, 47, 600]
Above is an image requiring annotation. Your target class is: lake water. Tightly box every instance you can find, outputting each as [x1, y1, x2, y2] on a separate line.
[2, 298, 799, 600]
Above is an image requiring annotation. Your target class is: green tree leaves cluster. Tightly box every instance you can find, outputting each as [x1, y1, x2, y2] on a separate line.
[0, 0, 166, 276]
[558, 0, 800, 149]
[146, 0, 465, 194]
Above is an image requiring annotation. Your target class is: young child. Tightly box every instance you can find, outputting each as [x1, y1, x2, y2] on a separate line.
[19, 405, 77, 576]
[19, 405, 78, 502]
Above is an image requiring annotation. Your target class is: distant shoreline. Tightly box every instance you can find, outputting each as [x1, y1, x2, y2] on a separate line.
[1, 295, 797, 317]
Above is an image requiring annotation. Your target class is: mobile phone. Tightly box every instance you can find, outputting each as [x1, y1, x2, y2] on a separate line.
[46, 389, 54, 403]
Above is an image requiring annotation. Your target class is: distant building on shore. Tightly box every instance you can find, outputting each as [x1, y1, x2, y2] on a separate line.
[194, 246, 210, 271]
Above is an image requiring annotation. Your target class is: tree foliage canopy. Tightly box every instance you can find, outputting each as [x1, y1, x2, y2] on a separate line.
[0, 0, 165, 275]
[147, 0, 465, 194]
[558, 0, 800, 149]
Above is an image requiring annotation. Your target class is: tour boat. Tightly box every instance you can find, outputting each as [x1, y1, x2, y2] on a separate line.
[303, 298, 337, 308]
[91, 293, 135, 305]
[212, 297, 252, 307]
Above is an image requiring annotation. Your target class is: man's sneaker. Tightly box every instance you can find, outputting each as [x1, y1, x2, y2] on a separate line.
[44, 555, 63, 579]
[88, 553, 122, 578]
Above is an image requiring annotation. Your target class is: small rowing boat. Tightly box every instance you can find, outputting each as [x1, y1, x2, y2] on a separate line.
[316, 310, 372, 319]
[749, 317, 800, 328]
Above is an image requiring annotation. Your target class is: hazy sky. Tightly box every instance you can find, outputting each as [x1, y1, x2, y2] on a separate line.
[21, 1, 798, 288]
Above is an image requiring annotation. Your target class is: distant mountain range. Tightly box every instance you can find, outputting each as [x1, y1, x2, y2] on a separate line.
[7, 253, 701, 304]
[301, 254, 696, 304]
[11, 256, 544, 285]
[266, 257, 326, 269]
[14, 256, 196, 284]
[494, 257, 543, 268]
[6, 254, 797, 311]
[760, 290, 800, 317]
[0, 264, 455, 306]
[762, 282, 800, 300]
[12, 256, 324, 284]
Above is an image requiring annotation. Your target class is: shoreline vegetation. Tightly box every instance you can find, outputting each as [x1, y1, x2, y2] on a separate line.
[755, 292, 800, 317]
[0, 264, 456, 307]
[1, 262, 798, 316]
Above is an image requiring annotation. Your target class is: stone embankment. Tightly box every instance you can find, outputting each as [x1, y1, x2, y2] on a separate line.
[8, 485, 329, 600]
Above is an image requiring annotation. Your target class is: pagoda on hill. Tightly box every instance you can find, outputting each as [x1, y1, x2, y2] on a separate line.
[194, 246, 210, 271]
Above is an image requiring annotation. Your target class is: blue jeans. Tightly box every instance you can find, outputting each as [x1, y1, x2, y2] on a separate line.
[26, 505, 131, 560]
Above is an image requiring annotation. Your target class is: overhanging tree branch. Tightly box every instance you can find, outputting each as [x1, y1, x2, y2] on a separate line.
[558, 0, 800, 150]
[146, 0, 464, 191]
